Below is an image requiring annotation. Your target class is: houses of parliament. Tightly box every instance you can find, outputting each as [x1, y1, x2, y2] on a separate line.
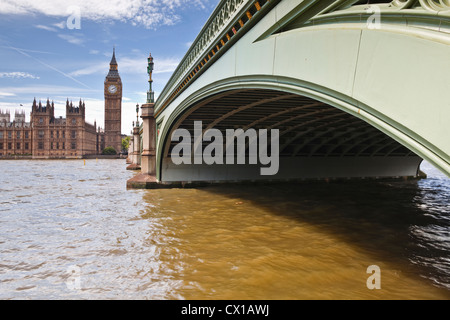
[0, 49, 123, 159]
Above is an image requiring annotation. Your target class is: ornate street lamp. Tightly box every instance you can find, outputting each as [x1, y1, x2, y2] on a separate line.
[147, 53, 155, 104]
[135, 103, 140, 127]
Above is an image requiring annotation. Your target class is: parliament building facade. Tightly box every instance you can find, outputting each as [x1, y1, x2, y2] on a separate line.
[0, 50, 122, 159]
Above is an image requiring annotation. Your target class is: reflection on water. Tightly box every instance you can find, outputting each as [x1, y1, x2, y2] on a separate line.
[0, 160, 449, 299]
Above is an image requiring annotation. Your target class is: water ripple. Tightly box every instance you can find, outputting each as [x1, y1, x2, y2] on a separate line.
[0, 160, 449, 299]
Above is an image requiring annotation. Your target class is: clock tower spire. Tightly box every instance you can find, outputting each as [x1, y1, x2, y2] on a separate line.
[104, 47, 122, 153]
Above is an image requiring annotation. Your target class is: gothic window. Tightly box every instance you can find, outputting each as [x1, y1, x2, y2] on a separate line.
[39, 118, 43, 124]
[71, 142, 76, 150]
[16, 142, 20, 150]
[25, 142, 29, 150]
[0, 131, 3, 138]
[72, 119, 76, 125]
[8, 142, 12, 149]
[51, 131, 53, 138]
[39, 130, 44, 138]
[25, 131, 29, 139]
[71, 130, 76, 139]
[16, 131, 20, 139]
[38, 142, 44, 150]
[8, 131, 11, 139]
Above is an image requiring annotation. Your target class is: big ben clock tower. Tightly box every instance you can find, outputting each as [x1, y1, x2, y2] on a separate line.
[104, 47, 122, 153]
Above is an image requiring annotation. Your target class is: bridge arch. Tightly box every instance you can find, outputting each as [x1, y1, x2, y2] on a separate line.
[156, 76, 433, 183]
[149, 1, 450, 184]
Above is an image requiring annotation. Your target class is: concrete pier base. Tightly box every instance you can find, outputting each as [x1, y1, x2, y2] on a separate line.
[126, 173, 158, 189]
[126, 163, 141, 170]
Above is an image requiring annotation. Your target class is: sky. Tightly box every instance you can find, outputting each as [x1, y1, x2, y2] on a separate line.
[0, 0, 220, 135]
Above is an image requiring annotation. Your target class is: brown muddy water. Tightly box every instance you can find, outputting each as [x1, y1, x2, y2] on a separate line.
[0, 160, 449, 299]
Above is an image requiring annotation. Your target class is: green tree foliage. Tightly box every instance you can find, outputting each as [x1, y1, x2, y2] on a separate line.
[121, 136, 131, 152]
[102, 146, 117, 155]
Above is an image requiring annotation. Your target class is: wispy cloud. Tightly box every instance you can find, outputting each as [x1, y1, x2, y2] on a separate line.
[6, 45, 91, 89]
[0, 45, 55, 55]
[149, 57, 180, 74]
[69, 62, 108, 77]
[58, 33, 85, 45]
[53, 21, 66, 29]
[0, 71, 40, 79]
[119, 56, 180, 75]
[69, 55, 180, 77]
[0, 0, 213, 29]
[35, 24, 58, 32]
[0, 85, 97, 97]
[0, 92, 16, 97]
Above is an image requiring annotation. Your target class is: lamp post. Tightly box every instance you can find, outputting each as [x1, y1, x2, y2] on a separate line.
[128, 104, 141, 170]
[140, 52, 156, 177]
[147, 53, 154, 104]
[135, 103, 140, 127]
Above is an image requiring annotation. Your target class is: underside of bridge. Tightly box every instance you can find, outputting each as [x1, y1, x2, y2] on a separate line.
[160, 89, 423, 184]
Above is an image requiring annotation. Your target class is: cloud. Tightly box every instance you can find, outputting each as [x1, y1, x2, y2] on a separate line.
[0, 72, 40, 79]
[119, 56, 180, 75]
[0, 45, 55, 55]
[151, 57, 181, 74]
[0, 1, 28, 15]
[7, 46, 91, 89]
[0, 0, 214, 29]
[69, 55, 180, 77]
[35, 24, 58, 32]
[53, 21, 66, 29]
[33, 25, 86, 46]
[0, 85, 96, 96]
[58, 33, 85, 45]
[0, 102, 31, 121]
[0, 92, 16, 97]
[69, 62, 108, 77]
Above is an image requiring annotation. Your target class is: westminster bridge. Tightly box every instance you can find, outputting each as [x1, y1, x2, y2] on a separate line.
[127, 0, 450, 188]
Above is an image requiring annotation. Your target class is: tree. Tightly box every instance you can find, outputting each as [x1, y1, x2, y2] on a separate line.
[102, 146, 117, 155]
[121, 136, 130, 152]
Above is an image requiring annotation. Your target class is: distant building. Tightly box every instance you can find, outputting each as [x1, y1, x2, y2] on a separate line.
[0, 99, 105, 159]
[0, 49, 123, 159]
[0, 110, 32, 157]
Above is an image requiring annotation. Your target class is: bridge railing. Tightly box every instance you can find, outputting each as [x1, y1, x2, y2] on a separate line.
[154, 0, 279, 116]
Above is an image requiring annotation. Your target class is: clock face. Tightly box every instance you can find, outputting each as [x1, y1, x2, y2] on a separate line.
[108, 85, 117, 94]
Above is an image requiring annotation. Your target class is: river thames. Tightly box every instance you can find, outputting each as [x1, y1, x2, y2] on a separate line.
[0, 159, 449, 299]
